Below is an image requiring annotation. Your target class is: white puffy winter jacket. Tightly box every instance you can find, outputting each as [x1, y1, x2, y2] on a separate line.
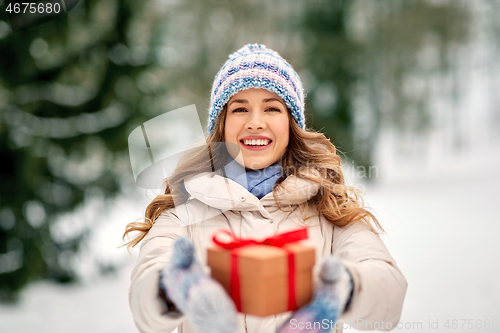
[129, 170, 407, 333]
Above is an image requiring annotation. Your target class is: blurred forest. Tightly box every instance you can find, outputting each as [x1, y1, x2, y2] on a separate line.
[0, 0, 498, 301]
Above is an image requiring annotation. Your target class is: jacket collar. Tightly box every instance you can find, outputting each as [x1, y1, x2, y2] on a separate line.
[183, 169, 319, 213]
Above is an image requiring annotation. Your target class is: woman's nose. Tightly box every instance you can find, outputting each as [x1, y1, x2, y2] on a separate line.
[246, 111, 266, 130]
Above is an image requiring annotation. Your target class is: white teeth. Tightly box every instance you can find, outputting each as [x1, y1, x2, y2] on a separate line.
[243, 139, 270, 146]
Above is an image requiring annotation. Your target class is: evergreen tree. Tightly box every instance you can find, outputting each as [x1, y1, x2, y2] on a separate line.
[0, 0, 156, 302]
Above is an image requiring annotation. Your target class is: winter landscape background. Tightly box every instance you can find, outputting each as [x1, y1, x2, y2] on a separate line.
[1, 0, 499, 332]
[2, 44, 499, 332]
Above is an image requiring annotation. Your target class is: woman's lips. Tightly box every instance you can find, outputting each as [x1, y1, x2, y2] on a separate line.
[240, 139, 272, 151]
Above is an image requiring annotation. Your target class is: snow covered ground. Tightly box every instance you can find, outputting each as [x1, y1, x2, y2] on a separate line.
[0, 268, 137, 333]
[0, 193, 143, 333]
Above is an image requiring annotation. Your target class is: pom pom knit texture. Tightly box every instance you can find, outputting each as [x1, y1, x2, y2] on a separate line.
[208, 44, 306, 133]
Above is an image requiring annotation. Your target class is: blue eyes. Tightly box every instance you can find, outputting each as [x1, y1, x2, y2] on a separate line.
[232, 107, 281, 113]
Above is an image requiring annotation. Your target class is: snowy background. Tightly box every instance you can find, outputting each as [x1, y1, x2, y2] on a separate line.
[1, 3, 500, 333]
[1, 71, 499, 333]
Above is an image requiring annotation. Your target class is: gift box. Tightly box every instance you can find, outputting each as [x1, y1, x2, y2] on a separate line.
[207, 228, 315, 317]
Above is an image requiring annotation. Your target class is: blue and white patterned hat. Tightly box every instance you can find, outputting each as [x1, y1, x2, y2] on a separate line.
[207, 44, 305, 134]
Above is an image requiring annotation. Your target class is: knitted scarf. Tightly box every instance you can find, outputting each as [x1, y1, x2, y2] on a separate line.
[223, 158, 283, 200]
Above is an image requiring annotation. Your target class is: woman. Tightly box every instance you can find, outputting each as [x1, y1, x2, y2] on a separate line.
[124, 44, 407, 333]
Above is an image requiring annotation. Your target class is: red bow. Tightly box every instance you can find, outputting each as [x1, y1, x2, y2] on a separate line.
[213, 228, 308, 249]
[212, 228, 308, 312]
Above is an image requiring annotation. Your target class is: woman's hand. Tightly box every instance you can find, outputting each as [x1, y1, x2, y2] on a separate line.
[159, 237, 238, 333]
[277, 255, 353, 333]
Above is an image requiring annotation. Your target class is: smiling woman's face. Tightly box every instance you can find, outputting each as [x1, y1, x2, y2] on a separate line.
[224, 88, 290, 170]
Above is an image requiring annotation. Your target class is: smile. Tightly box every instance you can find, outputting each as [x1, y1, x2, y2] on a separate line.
[240, 139, 272, 150]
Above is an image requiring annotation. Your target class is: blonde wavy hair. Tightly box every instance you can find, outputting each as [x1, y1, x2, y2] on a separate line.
[123, 105, 383, 249]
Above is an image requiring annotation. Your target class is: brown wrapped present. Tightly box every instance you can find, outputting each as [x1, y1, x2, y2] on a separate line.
[207, 228, 316, 317]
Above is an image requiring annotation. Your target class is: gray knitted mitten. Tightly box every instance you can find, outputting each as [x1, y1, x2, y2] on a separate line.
[159, 237, 238, 333]
[276, 255, 354, 333]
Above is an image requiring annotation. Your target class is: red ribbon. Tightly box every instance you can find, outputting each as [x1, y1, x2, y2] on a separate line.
[212, 228, 308, 312]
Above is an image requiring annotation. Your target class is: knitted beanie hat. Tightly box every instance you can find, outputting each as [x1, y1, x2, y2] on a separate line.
[207, 43, 305, 134]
